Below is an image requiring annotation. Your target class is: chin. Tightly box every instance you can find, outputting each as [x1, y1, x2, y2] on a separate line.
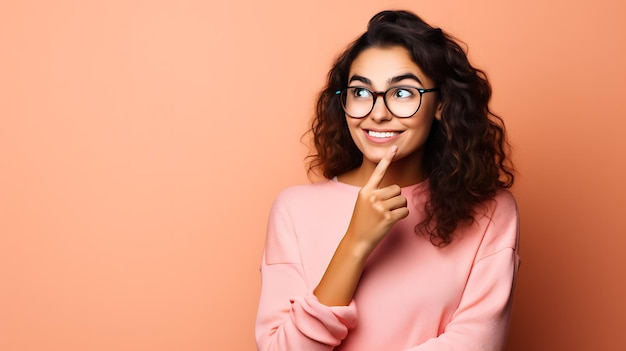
[362, 150, 391, 164]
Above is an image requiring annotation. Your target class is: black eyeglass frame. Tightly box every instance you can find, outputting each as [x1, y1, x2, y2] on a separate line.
[335, 86, 439, 118]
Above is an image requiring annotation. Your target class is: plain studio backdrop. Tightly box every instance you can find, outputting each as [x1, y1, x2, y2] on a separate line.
[1, 1, 625, 350]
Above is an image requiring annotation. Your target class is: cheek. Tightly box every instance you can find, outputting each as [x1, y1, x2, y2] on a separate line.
[402, 118, 435, 145]
[345, 119, 361, 138]
[406, 116, 434, 134]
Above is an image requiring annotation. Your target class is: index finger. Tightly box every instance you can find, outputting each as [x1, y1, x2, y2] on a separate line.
[364, 146, 397, 190]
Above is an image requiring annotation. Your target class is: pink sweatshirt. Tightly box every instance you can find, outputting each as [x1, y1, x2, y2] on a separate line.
[256, 179, 520, 351]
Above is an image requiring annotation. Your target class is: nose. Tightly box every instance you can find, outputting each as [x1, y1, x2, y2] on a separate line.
[369, 94, 392, 122]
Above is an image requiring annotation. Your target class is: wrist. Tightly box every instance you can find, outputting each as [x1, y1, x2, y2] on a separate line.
[340, 231, 376, 262]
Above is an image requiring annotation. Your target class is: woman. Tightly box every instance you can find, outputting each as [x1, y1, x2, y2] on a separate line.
[256, 10, 519, 351]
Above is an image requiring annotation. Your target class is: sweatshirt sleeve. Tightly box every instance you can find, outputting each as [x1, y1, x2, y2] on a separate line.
[404, 192, 521, 351]
[255, 191, 358, 351]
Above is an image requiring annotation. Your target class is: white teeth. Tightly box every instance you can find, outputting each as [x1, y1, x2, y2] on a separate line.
[368, 131, 399, 138]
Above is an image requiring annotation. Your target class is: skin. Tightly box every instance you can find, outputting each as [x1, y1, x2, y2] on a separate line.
[314, 46, 441, 306]
[339, 45, 441, 189]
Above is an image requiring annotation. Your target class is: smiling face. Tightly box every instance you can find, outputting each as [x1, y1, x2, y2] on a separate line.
[345, 45, 440, 172]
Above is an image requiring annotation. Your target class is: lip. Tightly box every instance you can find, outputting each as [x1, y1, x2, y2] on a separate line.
[363, 129, 403, 144]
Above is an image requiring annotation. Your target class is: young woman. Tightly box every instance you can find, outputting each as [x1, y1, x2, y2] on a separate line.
[256, 10, 519, 351]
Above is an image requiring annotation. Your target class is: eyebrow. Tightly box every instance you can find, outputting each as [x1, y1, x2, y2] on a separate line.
[390, 73, 423, 85]
[348, 73, 424, 87]
[348, 75, 372, 85]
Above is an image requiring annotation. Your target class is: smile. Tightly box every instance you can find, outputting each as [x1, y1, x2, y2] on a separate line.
[367, 130, 401, 138]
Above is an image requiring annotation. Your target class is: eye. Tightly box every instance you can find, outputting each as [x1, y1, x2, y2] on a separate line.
[391, 87, 415, 99]
[350, 87, 373, 99]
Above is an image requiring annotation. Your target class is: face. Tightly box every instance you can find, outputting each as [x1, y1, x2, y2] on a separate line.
[345, 45, 440, 167]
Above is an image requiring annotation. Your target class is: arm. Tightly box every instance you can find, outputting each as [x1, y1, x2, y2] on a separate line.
[315, 146, 408, 306]
[255, 192, 357, 351]
[404, 192, 521, 351]
[256, 147, 408, 350]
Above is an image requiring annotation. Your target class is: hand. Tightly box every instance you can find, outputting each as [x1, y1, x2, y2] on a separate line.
[345, 146, 409, 251]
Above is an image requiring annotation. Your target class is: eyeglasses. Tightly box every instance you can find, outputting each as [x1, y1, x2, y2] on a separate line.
[335, 86, 439, 118]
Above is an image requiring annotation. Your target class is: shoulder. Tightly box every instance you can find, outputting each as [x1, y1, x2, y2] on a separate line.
[264, 180, 357, 264]
[473, 189, 520, 258]
[274, 181, 332, 200]
[268, 180, 358, 235]
[272, 180, 358, 209]
[491, 189, 518, 214]
[486, 190, 519, 231]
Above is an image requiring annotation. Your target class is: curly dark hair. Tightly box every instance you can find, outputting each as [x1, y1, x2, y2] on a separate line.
[307, 10, 515, 246]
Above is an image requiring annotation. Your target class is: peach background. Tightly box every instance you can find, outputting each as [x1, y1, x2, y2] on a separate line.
[1, 1, 625, 350]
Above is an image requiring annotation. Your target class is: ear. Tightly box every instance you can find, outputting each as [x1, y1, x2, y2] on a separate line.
[435, 102, 443, 121]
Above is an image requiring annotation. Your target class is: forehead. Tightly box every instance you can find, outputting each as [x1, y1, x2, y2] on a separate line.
[348, 46, 432, 87]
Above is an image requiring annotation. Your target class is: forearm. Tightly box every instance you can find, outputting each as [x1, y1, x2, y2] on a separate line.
[256, 262, 358, 351]
[314, 233, 373, 306]
[315, 146, 406, 306]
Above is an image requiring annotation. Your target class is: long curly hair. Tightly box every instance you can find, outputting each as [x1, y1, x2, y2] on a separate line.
[307, 10, 515, 246]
